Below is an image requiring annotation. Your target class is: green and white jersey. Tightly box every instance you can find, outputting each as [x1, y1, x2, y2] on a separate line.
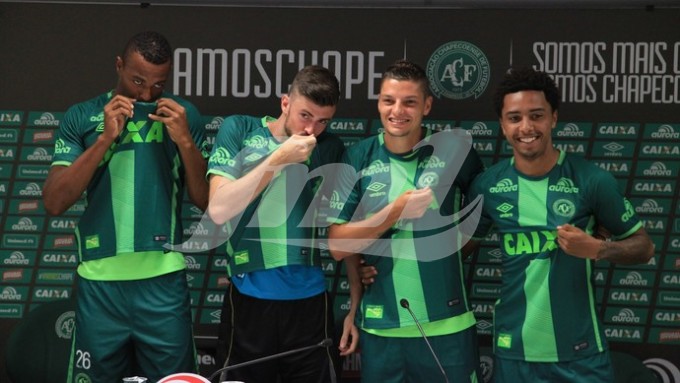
[327, 129, 484, 331]
[51, 91, 208, 277]
[207, 115, 344, 276]
[469, 150, 643, 362]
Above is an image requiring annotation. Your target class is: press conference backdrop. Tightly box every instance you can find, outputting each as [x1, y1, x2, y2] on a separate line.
[1, 2, 679, 382]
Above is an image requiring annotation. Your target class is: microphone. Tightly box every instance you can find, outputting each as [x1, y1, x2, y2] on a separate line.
[208, 338, 334, 382]
[400, 298, 449, 383]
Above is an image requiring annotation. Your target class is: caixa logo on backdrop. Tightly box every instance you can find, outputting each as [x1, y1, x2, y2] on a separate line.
[426, 41, 491, 100]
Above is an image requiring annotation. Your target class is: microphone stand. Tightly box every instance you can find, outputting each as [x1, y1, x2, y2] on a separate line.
[400, 298, 450, 383]
[208, 338, 334, 383]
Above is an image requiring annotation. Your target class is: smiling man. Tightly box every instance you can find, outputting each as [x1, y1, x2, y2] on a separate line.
[327, 59, 485, 383]
[467, 67, 654, 382]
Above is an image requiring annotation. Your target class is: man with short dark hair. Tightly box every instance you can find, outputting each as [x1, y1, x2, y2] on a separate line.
[468, 66, 654, 382]
[44, 31, 209, 382]
[207, 65, 346, 382]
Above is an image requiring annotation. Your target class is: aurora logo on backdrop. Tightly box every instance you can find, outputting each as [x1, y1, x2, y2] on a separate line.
[426, 41, 490, 100]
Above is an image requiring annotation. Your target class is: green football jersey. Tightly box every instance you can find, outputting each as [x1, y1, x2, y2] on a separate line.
[52, 91, 208, 267]
[328, 129, 484, 331]
[469, 150, 643, 362]
[207, 115, 345, 276]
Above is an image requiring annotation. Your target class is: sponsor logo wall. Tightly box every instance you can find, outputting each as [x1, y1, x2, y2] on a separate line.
[1, 3, 679, 382]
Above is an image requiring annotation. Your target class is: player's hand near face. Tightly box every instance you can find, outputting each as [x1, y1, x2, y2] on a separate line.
[103, 95, 135, 142]
[270, 134, 317, 166]
[151, 98, 193, 146]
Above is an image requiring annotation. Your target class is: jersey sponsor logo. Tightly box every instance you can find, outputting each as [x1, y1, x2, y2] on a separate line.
[496, 333, 512, 348]
[489, 178, 517, 193]
[233, 250, 249, 265]
[244, 134, 268, 149]
[621, 199, 635, 222]
[552, 199, 576, 218]
[54, 138, 72, 155]
[205, 116, 223, 132]
[361, 159, 390, 176]
[330, 190, 346, 209]
[366, 182, 387, 197]
[548, 177, 579, 193]
[495, 202, 514, 218]
[89, 112, 104, 122]
[208, 147, 236, 167]
[426, 40, 490, 100]
[364, 305, 384, 319]
[120, 120, 164, 144]
[85, 235, 99, 250]
[244, 152, 263, 163]
[502, 230, 558, 256]
[418, 155, 446, 169]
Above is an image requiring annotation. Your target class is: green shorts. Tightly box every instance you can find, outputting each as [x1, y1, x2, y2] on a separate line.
[360, 325, 481, 383]
[67, 271, 196, 383]
[493, 351, 614, 383]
